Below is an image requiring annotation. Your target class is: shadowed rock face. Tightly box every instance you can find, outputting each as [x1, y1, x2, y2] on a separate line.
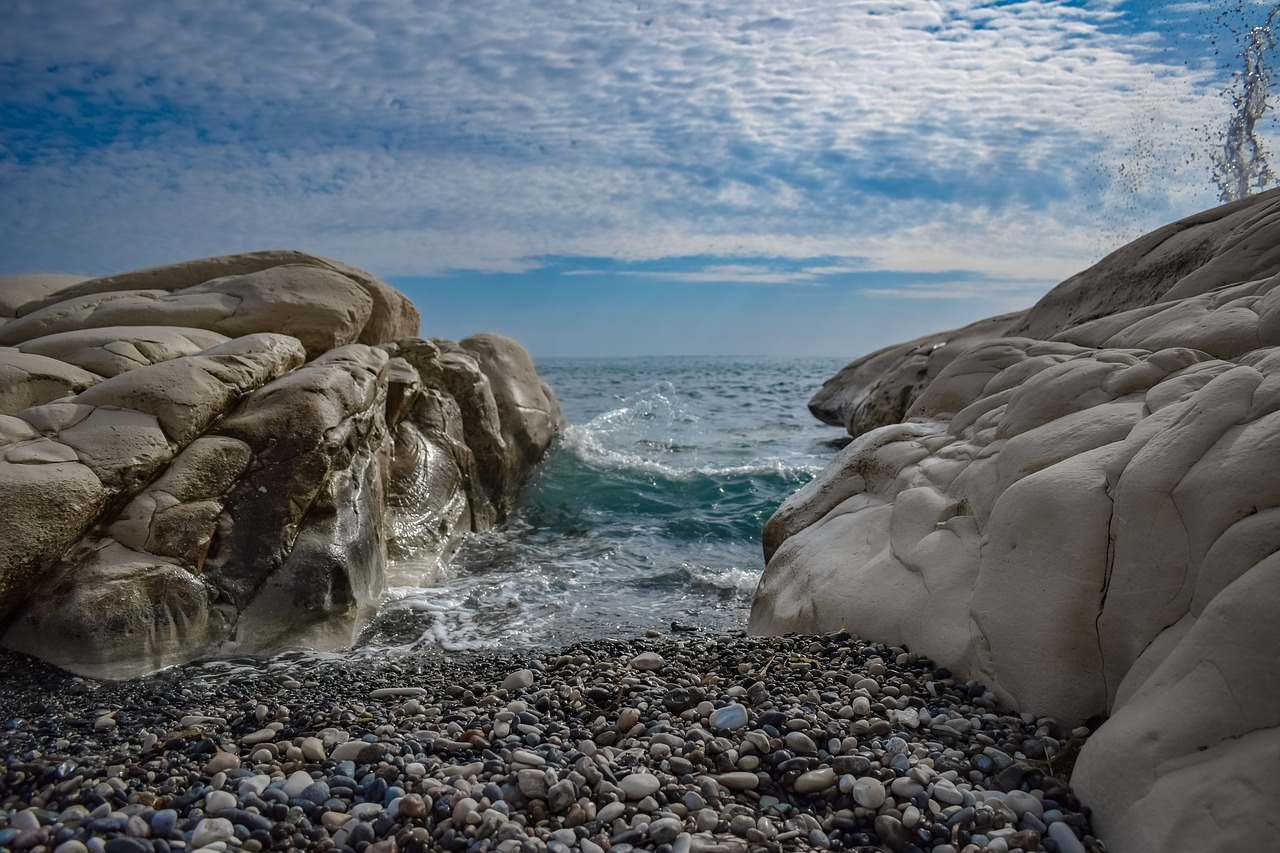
[752, 188, 1280, 853]
[0, 251, 562, 679]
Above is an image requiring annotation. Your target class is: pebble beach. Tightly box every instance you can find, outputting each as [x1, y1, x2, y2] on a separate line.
[0, 631, 1104, 853]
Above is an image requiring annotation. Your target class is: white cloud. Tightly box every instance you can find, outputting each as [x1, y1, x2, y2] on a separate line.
[860, 278, 1054, 302]
[0, 0, 1245, 283]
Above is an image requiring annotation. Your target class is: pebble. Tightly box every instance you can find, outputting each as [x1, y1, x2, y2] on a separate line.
[204, 750, 240, 773]
[629, 652, 665, 670]
[709, 702, 748, 731]
[1048, 822, 1088, 853]
[713, 771, 759, 791]
[369, 687, 427, 699]
[203, 790, 237, 814]
[851, 776, 886, 809]
[1005, 789, 1045, 820]
[794, 767, 836, 794]
[502, 669, 535, 691]
[189, 818, 234, 847]
[0, 632, 1103, 853]
[619, 772, 661, 800]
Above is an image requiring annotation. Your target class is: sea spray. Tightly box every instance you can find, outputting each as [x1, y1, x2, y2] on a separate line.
[357, 356, 849, 654]
[1212, 4, 1280, 201]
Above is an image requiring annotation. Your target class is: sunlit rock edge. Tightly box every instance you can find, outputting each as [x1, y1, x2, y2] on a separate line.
[751, 188, 1280, 852]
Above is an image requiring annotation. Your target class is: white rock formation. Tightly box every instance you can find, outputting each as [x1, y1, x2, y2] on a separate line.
[0, 251, 562, 678]
[751, 189, 1280, 852]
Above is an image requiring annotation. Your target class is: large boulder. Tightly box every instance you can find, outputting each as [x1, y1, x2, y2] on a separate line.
[0, 253, 560, 678]
[752, 189, 1280, 852]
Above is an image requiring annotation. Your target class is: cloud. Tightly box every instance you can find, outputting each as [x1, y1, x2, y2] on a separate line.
[859, 278, 1054, 302]
[0, 0, 1242, 283]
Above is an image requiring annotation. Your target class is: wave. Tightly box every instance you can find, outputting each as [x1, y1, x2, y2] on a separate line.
[363, 360, 846, 658]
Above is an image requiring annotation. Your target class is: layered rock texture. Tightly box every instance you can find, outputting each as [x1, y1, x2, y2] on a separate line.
[0, 251, 562, 679]
[751, 189, 1280, 852]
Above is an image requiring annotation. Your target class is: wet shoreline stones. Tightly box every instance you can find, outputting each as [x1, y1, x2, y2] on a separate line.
[0, 631, 1104, 852]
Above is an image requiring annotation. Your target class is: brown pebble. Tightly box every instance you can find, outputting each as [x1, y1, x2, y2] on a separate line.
[204, 751, 241, 774]
[399, 793, 429, 819]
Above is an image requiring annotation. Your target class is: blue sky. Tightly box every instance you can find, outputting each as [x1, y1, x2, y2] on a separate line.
[0, 0, 1269, 356]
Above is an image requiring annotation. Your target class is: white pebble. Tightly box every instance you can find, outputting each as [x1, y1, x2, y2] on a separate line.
[619, 772, 661, 800]
[204, 791, 236, 815]
[190, 817, 234, 847]
[283, 770, 315, 798]
[629, 652, 665, 670]
[851, 776, 886, 809]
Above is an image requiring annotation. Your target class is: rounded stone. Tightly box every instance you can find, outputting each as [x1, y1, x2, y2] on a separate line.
[1003, 790, 1044, 820]
[714, 771, 760, 791]
[502, 669, 535, 691]
[874, 814, 911, 851]
[628, 652, 665, 671]
[190, 818, 234, 847]
[709, 703, 748, 731]
[1047, 822, 1087, 853]
[399, 793, 429, 819]
[204, 750, 241, 774]
[648, 817, 683, 845]
[619, 772, 661, 800]
[852, 776, 887, 810]
[783, 731, 818, 755]
[794, 767, 837, 794]
[931, 778, 964, 806]
[300, 737, 326, 762]
[204, 790, 237, 814]
[596, 801, 626, 823]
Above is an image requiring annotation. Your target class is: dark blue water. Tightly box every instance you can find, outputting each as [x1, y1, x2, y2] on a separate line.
[356, 356, 849, 655]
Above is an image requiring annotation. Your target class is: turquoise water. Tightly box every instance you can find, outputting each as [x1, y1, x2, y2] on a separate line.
[357, 356, 850, 654]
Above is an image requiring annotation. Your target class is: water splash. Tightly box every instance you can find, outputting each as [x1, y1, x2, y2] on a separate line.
[1212, 5, 1280, 202]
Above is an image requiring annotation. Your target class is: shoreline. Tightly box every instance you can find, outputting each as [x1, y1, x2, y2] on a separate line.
[1, 631, 1102, 853]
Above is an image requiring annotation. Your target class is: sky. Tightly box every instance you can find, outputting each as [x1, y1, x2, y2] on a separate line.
[0, 0, 1271, 356]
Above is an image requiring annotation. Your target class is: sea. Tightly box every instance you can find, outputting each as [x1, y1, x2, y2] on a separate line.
[354, 356, 852, 658]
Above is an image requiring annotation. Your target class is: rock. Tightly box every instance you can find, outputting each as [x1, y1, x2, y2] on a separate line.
[806, 310, 1023, 437]
[189, 817, 234, 847]
[1002, 790, 1043, 820]
[17, 326, 229, 378]
[709, 703, 748, 731]
[547, 778, 576, 813]
[0, 252, 560, 678]
[648, 817, 683, 845]
[300, 737, 326, 762]
[458, 333, 564, 503]
[204, 751, 241, 774]
[0, 273, 87, 317]
[398, 793, 429, 819]
[618, 772, 661, 800]
[203, 790, 236, 814]
[750, 189, 1280, 851]
[874, 814, 911, 852]
[713, 771, 760, 791]
[0, 350, 100, 415]
[628, 652, 665, 671]
[502, 668, 535, 691]
[851, 776, 885, 810]
[793, 767, 836, 794]
[517, 768, 549, 799]
[1046, 821, 1087, 853]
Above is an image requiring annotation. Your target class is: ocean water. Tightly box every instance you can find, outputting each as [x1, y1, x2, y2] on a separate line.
[355, 356, 850, 656]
